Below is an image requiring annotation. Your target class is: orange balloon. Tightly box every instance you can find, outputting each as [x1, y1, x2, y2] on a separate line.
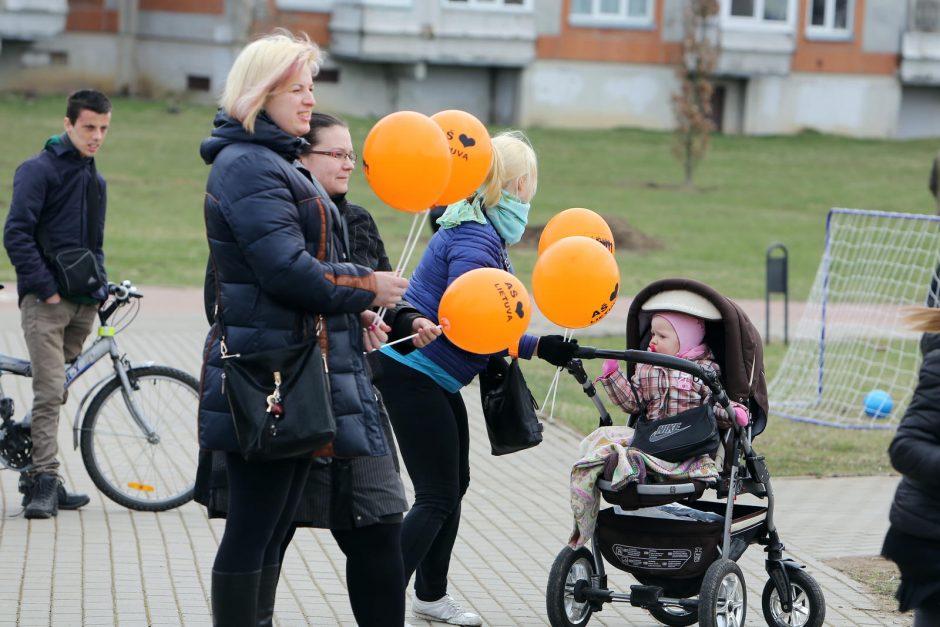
[438, 268, 531, 354]
[362, 111, 452, 212]
[431, 110, 493, 206]
[538, 208, 615, 255]
[532, 236, 620, 329]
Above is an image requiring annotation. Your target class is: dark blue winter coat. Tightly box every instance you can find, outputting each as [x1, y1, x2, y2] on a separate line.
[402, 219, 538, 386]
[198, 111, 386, 456]
[4, 134, 107, 302]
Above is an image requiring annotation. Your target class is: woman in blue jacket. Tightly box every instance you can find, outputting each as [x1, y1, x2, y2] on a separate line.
[374, 130, 575, 626]
[197, 31, 408, 626]
[882, 307, 940, 627]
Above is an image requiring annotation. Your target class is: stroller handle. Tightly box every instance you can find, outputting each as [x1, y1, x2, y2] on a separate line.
[572, 347, 732, 410]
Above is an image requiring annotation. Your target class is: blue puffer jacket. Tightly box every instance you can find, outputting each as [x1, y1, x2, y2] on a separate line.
[4, 134, 107, 302]
[198, 111, 385, 456]
[402, 219, 538, 386]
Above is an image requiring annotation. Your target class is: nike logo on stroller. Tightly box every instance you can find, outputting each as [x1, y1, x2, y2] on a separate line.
[648, 423, 693, 442]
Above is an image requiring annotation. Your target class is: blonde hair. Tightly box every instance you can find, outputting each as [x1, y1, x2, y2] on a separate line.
[220, 29, 322, 133]
[479, 130, 538, 208]
[903, 306, 940, 333]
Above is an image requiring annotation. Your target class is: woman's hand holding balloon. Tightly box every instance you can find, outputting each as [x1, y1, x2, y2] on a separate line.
[371, 271, 408, 309]
[360, 312, 390, 352]
[411, 317, 443, 348]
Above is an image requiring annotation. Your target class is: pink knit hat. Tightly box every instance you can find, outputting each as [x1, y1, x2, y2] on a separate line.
[652, 312, 705, 355]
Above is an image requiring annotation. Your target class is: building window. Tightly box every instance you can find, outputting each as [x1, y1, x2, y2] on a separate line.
[187, 75, 211, 92]
[446, 0, 529, 7]
[723, 0, 794, 27]
[274, 0, 335, 10]
[569, 0, 653, 28]
[806, 0, 853, 39]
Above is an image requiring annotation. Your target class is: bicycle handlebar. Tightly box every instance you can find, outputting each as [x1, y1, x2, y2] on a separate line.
[108, 280, 143, 303]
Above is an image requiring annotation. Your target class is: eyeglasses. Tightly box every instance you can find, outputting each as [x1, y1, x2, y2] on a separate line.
[307, 149, 357, 164]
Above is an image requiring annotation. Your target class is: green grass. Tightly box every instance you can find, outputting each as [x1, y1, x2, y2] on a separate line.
[1, 94, 937, 298]
[0, 94, 904, 476]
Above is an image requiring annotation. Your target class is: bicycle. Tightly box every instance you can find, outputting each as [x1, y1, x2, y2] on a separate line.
[0, 280, 200, 511]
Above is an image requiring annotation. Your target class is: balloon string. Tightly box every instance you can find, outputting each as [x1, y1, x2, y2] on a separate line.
[398, 211, 429, 277]
[368, 324, 443, 352]
[373, 210, 429, 327]
[542, 328, 574, 423]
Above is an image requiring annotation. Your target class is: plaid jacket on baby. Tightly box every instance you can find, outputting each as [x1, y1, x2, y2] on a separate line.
[598, 346, 732, 427]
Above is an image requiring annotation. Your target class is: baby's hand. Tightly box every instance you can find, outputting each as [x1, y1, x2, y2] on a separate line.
[601, 359, 619, 379]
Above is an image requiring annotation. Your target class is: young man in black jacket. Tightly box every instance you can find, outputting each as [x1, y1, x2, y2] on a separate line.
[3, 89, 112, 519]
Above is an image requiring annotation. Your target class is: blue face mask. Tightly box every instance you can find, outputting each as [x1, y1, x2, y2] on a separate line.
[487, 190, 530, 246]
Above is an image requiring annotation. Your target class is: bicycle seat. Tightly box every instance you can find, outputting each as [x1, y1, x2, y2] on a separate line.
[0, 356, 32, 377]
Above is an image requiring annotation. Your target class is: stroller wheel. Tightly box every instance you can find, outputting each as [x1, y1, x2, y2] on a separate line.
[761, 568, 826, 627]
[546, 546, 596, 627]
[647, 603, 698, 626]
[698, 558, 747, 627]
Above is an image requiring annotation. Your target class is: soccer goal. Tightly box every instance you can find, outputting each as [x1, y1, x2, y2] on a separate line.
[768, 208, 940, 429]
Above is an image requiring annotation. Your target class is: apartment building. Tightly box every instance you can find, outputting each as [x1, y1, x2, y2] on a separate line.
[1, 0, 938, 138]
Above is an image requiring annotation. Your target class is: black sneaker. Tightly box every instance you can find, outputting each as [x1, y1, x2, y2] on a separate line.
[24, 473, 59, 519]
[57, 483, 90, 510]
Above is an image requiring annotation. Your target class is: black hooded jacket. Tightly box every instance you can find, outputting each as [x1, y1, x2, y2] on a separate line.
[888, 332, 940, 541]
[197, 111, 385, 456]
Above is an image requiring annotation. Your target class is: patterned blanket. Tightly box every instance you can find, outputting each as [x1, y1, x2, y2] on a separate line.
[569, 426, 720, 548]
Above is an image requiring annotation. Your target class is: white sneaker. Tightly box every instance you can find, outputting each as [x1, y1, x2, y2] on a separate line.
[412, 593, 482, 626]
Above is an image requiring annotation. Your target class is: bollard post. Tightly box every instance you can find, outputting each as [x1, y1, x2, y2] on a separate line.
[766, 243, 789, 344]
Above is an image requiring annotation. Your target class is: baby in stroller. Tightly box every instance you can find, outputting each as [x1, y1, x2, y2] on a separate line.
[569, 294, 749, 549]
[596, 310, 750, 428]
[548, 279, 825, 627]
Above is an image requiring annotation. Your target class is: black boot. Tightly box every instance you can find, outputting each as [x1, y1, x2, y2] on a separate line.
[211, 569, 261, 627]
[257, 564, 280, 627]
[57, 483, 90, 510]
[24, 473, 58, 519]
[20, 473, 90, 510]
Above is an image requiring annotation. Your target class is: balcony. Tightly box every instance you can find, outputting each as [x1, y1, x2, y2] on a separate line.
[0, 0, 68, 40]
[901, 0, 940, 85]
[328, 0, 536, 67]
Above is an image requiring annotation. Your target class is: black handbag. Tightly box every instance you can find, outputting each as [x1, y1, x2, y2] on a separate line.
[222, 337, 336, 462]
[479, 356, 543, 456]
[630, 402, 720, 463]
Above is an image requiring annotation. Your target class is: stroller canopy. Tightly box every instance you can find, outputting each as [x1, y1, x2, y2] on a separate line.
[626, 278, 769, 436]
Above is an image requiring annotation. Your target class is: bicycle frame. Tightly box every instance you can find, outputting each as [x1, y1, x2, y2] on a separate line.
[68, 327, 155, 450]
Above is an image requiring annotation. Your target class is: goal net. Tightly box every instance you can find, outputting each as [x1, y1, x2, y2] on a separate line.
[768, 208, 940, 429]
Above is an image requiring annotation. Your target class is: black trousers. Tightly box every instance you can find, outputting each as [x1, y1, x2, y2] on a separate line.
[213, 453, 312, 573]
[376, 353, 470, 601]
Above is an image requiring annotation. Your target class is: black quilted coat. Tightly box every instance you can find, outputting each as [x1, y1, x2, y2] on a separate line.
[888, 332, 940, 541]
[197, 111, 385, 456]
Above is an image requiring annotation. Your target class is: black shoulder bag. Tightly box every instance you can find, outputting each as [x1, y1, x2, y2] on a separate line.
[479, 356, 543, 456]
[627, 376, 720, 463]
[218, 312, 336, 462]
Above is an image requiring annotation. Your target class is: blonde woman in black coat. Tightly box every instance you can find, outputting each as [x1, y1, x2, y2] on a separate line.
[882, 307, 940, 627]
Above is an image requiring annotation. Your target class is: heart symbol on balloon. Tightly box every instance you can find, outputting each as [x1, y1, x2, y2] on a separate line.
[458, 134, 476, 148]
[515, 301, 526, 318]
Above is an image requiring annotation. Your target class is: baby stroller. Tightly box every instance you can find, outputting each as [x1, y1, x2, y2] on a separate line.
[545, 278, 825, 627]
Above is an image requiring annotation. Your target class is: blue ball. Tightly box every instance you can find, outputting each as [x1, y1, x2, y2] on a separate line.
[864, 389, 893, 418]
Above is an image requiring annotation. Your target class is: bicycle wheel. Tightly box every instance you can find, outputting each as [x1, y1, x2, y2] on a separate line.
[80, 365, 199, 511]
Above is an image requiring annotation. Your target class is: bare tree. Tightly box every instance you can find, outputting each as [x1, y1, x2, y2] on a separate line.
[672, 0, 719, 188]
